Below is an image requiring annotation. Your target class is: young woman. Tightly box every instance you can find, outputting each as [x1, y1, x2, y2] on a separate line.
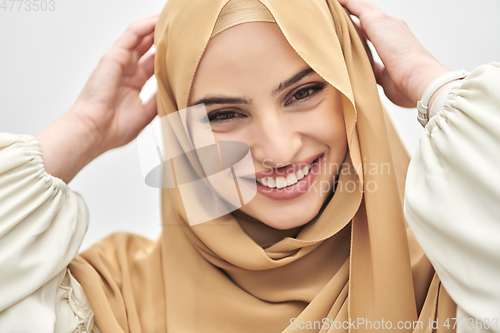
[1, 0, 499, 332]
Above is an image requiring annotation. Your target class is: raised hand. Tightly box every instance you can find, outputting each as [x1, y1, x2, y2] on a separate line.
[338, 0, 450, 108]
[72, 13, 159, 152]
[36, 14, 159, 184]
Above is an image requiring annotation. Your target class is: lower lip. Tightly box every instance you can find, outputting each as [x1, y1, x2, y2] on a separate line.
[244, 155, 323, 201]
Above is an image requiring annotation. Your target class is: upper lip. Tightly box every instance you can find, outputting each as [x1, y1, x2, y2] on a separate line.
[242, 153, 323, 179]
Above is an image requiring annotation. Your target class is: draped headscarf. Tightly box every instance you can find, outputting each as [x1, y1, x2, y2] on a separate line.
[69, 0, 457, 331]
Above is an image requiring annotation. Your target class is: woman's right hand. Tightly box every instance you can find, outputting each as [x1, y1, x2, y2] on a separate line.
[35, 14, 159, 184]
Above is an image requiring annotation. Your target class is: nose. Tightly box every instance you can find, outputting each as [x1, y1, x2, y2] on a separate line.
[250, 112, 302, 169]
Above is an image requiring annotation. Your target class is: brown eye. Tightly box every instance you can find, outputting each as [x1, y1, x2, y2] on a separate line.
[218, 111, 236, 120]
[207, 110, 245, 123]
[284, 82, 327, 107]
[293, 89, 310, 100]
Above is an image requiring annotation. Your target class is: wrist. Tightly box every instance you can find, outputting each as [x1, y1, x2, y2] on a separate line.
[68, 105, 106, 156]
[407, 61, 450, 105]
[35, 109, 103, 184]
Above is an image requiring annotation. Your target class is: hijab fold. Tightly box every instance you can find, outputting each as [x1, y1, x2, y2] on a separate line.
[69, 0, 456, 331]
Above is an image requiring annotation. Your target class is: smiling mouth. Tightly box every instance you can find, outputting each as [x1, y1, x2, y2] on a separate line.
[254, 156, 321, 189]
[242, 154, 324, 189]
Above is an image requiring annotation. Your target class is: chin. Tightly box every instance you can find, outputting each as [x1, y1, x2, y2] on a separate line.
[244, 196, 324, 230]
[261, 212, 319, 230]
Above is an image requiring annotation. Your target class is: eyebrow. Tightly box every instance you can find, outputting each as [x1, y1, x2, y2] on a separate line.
[190, 66, 315, 107]
[272, 67, 315, 97]
[191, 95, 252, 107]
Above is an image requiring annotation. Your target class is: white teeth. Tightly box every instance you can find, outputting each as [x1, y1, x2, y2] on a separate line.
[266, 177, 276, 188]
[303, 165, 309, 176]
[276, 177, 287, 189]
[256, 160, 317, 189]
[286, 173, 298, 186]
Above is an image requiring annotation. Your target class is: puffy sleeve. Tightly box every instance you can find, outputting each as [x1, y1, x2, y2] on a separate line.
[405, 63, 500, 332]
[0, 133, 98, 333]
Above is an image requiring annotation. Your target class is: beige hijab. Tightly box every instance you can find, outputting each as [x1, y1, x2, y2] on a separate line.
[69, 0, 457, 332]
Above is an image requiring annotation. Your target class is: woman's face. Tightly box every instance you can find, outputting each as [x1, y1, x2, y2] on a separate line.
[188, 22, 347, 229]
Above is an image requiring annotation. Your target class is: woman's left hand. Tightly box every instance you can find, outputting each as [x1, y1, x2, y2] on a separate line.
[338, 0, 450, 108]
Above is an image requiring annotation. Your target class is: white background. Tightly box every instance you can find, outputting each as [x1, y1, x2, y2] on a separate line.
[1, 0, 499, 250]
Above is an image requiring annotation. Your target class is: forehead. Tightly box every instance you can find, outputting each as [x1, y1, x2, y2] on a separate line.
[189, 22, 310, 102]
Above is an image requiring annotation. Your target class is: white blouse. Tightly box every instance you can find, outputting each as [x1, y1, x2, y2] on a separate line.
[0, 63, 499, 333]
[0, 135, 97, 332]
[405, 62, 500, 333]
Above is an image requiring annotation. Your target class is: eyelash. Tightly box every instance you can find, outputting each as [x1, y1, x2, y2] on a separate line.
[206, 81, 327, 123]
[284, 81, 327, 106]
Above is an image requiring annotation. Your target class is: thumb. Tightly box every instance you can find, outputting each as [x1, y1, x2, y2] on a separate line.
[141, 94, 158, 128]
[375, 62, 414, 108]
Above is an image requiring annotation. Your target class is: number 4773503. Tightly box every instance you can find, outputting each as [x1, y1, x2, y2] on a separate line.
[443, 318, 499, 330]
[1, 0, 55, 11]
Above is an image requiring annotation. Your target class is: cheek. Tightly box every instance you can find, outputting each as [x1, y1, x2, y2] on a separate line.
[319, 94, 346, 150]
[291, 98, 346, 151]
[318, 109, 346, 150]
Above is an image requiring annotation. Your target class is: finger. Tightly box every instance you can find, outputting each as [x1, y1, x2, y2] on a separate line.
[374, 62, 395, 97]
[120, 50, 155, 90]
[143, 94, 158, 121]
[351, 16, 368, 40]
[113, 14, 159, 52]
[142, 12, 161, 20]
[374, 62, 398, 97]
[337, 0, 381, 20]
[128, 95, 158, 139]
[373, 61, 385, 86]
[375, 62, 414, 108]
[137, 51, 156, 86]
[133, 94, 158, 133]
[133, 32, 155, 61]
